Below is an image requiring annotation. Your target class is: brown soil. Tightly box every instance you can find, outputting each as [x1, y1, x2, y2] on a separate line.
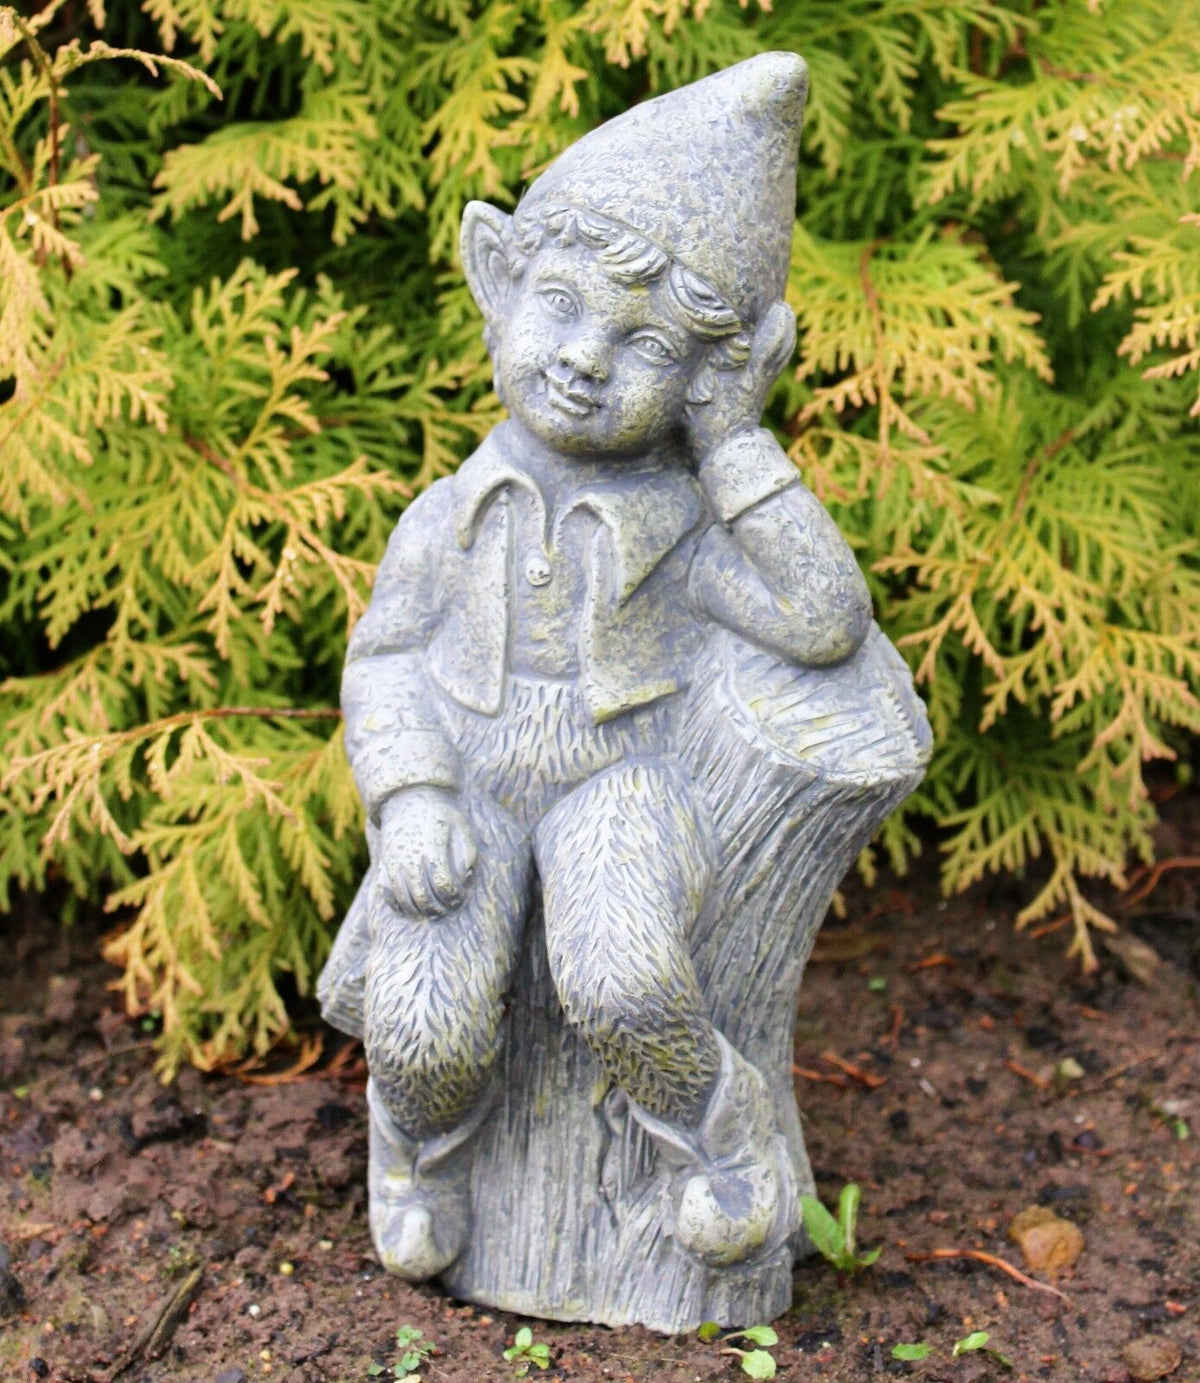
[2, 804, 1198, 1383]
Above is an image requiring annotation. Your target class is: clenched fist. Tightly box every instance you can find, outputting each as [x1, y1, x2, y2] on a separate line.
[377, 786, 477, 919]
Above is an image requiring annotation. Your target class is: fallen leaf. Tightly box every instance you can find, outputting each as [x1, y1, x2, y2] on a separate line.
[1102, 933, 1161, 986]
[10, 1222, 58, 1241]
[227, 1034, 324, 1085]
[811, 931, 885, 963]
[1120, 1336, 1182, 1381]
[45, 977, 82, 1025]
[1007, 1206, 1084, 1277]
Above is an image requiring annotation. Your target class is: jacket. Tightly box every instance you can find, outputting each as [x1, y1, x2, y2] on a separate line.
[342, 421, 871, 818]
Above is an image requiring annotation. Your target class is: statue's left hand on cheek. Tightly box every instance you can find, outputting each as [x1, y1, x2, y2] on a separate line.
[684, 301, 797, 468]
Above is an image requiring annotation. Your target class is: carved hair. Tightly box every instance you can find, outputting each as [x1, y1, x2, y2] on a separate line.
[509, 203, 753, 388]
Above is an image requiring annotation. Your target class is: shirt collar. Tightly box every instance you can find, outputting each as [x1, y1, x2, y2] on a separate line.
[452, 424, 706, 604]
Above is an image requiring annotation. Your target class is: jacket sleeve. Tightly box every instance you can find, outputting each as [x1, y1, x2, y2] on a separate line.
[689, 428, 872, 667]
[341, 481, 461, 821]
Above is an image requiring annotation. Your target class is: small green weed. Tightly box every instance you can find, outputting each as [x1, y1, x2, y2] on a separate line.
[367, 1325, 435, 1378]
[953, 1331, 989, 1357]
[953, 1330, 1012, 1368]
[800, 1183, 881, 1276]
[698, 1322, 778, 1378]
[1149, 1099, 1191, 1140]
[164, 1240, 200, 1277]
[890, 1334, 1013, 1369]
[503, 1326, 551, 1376]
[891, 1342, 932, 1361]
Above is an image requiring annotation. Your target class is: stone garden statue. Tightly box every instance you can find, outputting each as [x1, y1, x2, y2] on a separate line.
[318, 52, 931, 1333]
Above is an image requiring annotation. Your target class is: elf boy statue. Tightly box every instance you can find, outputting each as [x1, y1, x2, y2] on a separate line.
[320, 53, 930, 1330]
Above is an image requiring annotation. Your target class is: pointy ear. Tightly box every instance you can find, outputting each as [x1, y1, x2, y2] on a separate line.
[460, 201, 514, 325]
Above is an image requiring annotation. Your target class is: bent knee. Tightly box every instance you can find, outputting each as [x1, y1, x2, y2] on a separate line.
[364, 994, 503, 1135]
[556, 962, 696, 1049]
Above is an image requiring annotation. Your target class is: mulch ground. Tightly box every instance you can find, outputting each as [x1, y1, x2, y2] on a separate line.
[2, 797, 1198, 1383]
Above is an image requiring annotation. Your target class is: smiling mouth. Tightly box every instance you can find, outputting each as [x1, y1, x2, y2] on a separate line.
[543, 373, 600, 417]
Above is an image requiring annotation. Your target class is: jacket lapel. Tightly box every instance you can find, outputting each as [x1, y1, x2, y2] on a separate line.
[443, 429, 708, 721]
[564, 467, 707, 721]
[432, 493, 510, 714]
[559, 466, 706, 606]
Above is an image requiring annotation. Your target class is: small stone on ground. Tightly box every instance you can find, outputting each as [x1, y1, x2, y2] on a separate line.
[1007, 1205, 1085, 1277]
[1120, 1336, 1183, 1381]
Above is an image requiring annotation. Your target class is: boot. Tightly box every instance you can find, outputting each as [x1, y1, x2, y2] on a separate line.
[366, 1078, 484, 1280]
[628, 1033, 794, 1267]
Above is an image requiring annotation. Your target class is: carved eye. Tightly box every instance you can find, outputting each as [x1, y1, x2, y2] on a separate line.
[539, 287, 577, 319]
[630, 332, 677, 365]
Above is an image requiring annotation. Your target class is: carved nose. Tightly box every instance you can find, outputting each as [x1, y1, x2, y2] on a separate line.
[557, 336, 609, 384]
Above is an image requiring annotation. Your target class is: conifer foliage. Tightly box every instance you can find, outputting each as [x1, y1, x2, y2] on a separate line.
[2, 0, 1197, 1071]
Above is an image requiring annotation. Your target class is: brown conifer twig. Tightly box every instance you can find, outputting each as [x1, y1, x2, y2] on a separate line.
[820, 1051, 888, 1089]
[909, 951, 954, 971]
[883, 1003, 904, 1049]
[189, 705, 342, 720]
[1120, 856, 1200, 909]
[905, 1248, 1069, 1302]
[11, 11, 69, 274]
[1004, 1058, 1051, 1090]
[792, 1063, 849, 1088]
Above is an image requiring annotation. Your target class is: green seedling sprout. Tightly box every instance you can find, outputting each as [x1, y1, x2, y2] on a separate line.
[367, 1325, 435, 1378]
[953, 1331, 1013, 1369]
[800, 1182, 881, 1276]
[698, 1322, 778, 1378]
[891, 1342, 932, 1361]
[1150, 1099, 1190, 1140]
[503, 1325, 551, 1376]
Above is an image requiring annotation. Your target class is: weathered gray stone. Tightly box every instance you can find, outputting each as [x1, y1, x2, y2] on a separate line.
[319, 52, 931, 1333]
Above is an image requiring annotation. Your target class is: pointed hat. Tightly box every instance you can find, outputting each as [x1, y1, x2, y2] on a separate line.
[519, 52, 807, 324]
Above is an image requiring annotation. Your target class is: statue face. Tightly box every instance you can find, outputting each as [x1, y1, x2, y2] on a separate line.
[494, 243, 707, 459]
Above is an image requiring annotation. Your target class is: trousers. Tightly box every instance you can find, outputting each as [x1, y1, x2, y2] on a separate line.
[362, 674, 723, 1143]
